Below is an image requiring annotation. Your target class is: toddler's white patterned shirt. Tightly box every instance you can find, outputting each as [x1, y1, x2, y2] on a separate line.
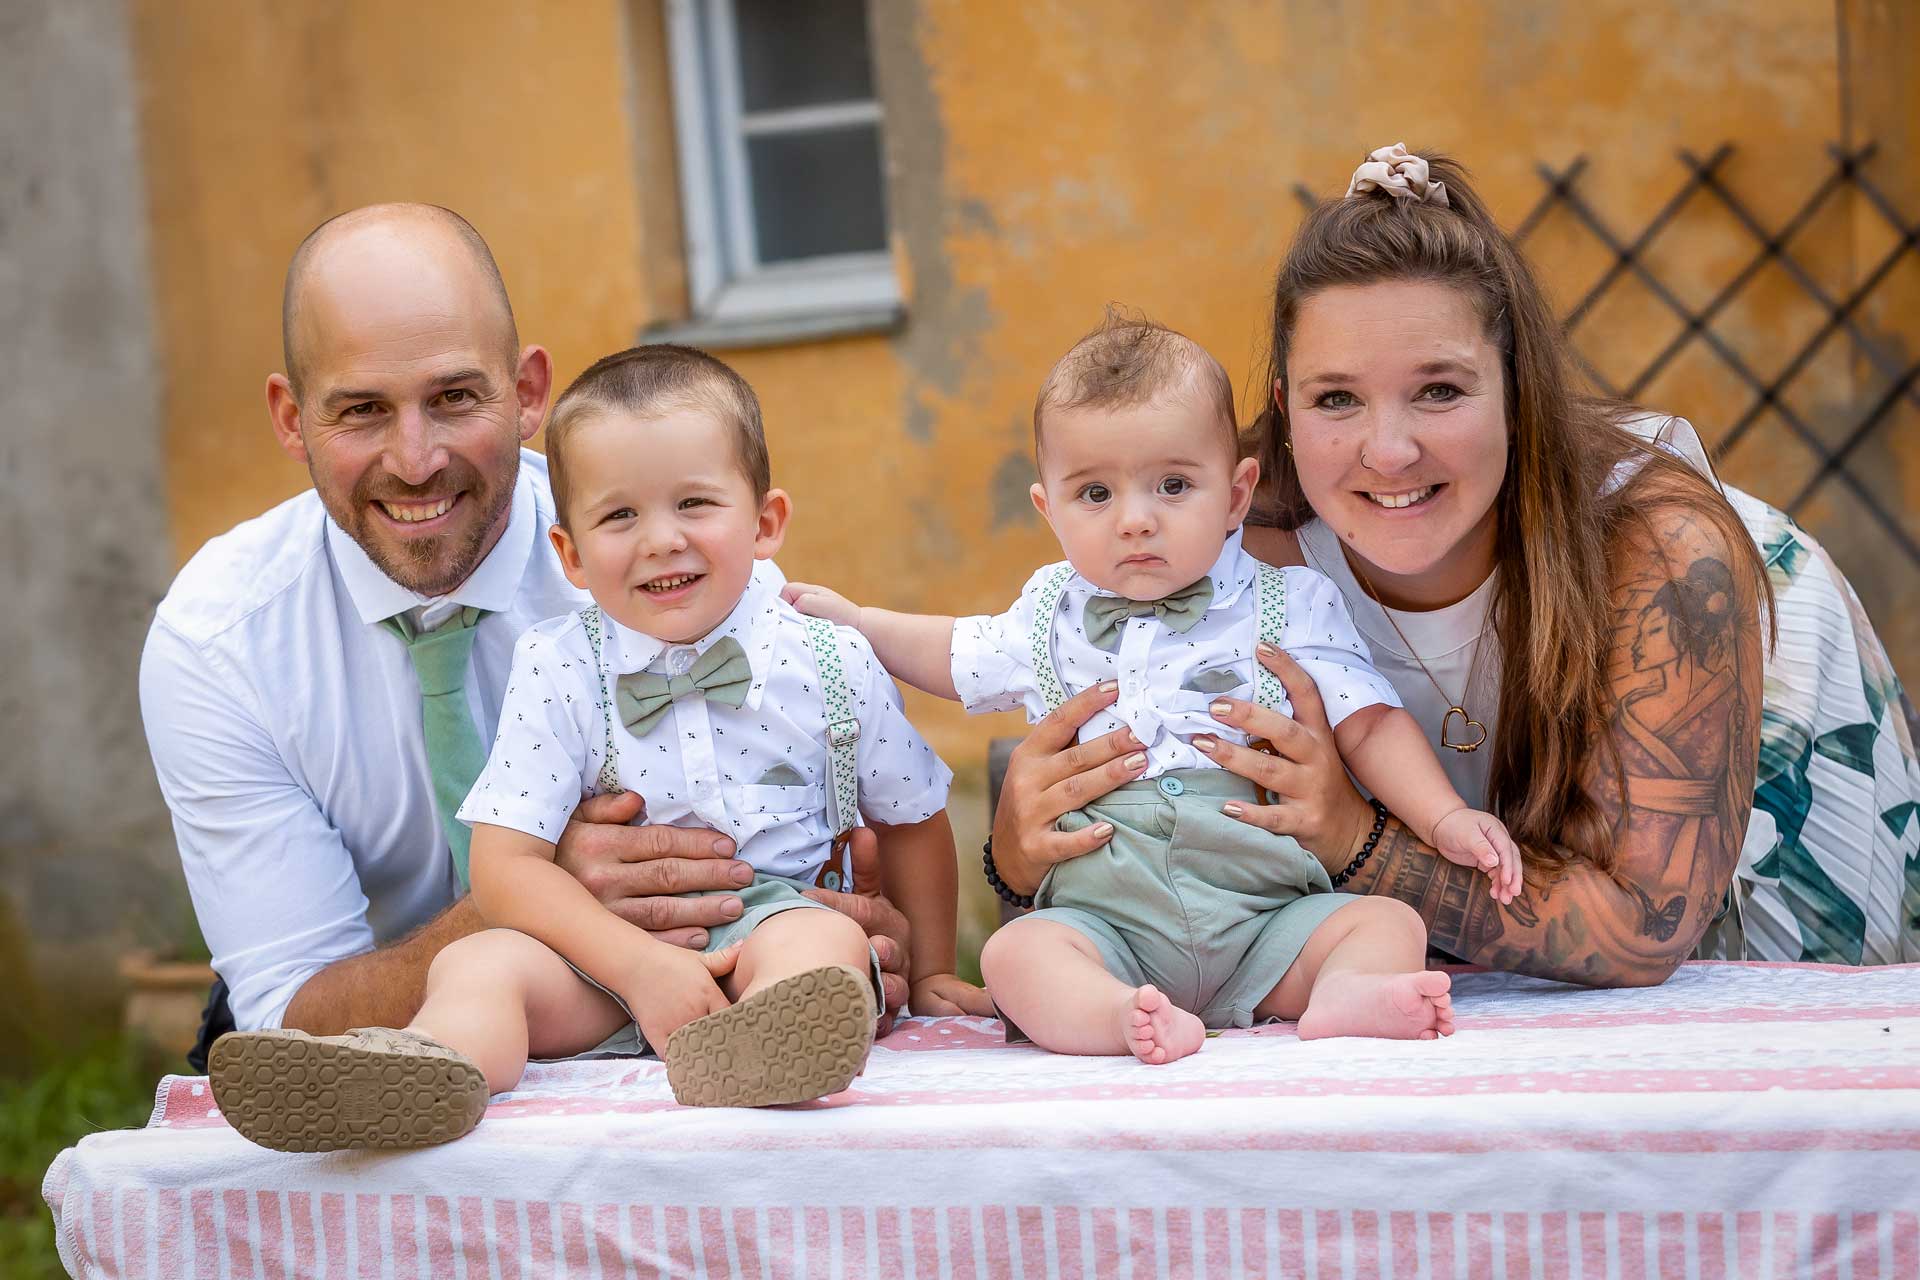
[951, 528, 1400, 778]
[459, 564, 950, 883]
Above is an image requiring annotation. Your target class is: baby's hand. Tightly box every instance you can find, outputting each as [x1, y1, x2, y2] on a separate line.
[1429, 808, 1522, 904]
[626, 942, 739, 1051]
[910, 972, 995, 1018]
[783, 582, 862, 629]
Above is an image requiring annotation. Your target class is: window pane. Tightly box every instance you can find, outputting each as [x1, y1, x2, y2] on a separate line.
[733, 0, 873, 114]
[747, 124, 887, 263]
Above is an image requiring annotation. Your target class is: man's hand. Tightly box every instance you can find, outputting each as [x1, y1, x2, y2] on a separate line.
[555, 790, 754, 948]
[910, 973, 995, 1017]
[802, 827, 910, 1033]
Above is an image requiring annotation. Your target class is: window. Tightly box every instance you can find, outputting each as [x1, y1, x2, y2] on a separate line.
[664, 0, 900, 343]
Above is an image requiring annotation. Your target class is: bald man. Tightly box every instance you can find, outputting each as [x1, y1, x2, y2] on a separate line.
[140, 205, 909, 1069]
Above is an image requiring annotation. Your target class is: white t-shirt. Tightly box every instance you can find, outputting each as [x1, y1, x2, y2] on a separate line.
[139, 451, 588, 1030]
[459, 563, 951, 883]
[952, 528, 1400, 778]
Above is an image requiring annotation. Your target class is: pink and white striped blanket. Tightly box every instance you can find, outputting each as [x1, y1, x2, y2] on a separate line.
[44, 963, 1920, 1279]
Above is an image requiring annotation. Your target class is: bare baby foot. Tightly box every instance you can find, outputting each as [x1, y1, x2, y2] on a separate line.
[1120, 984, 1206, 1064]
[1296, 969, 1455, 1041]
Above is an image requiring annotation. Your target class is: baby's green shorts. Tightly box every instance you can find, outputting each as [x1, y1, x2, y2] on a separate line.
[1020, 767, 1361, 1032]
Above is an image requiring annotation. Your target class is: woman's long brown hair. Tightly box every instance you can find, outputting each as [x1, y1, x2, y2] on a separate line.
[1251, 151, 1769, 873]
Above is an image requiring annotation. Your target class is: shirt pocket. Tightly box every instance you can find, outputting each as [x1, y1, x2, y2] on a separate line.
[726, 780, 828, 845]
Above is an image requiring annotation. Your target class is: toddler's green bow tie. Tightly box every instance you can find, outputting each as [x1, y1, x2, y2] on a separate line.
[1083, 577, 1215, 651]
[616, 635, 752, 735]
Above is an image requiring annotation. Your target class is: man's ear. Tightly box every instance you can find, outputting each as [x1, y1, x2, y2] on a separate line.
[266, 374, 308, 464]
[515, 345, 554, 443]
[1226, 456, 1261, 527]
[754, 488, 793, 559]
[549, 524, 588, 590]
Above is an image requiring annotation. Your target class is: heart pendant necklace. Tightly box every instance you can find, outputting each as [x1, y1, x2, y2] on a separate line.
[1350, 561, 1488, 754]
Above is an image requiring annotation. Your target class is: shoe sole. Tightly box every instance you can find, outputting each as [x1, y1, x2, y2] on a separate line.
[207, 1030, 489, 1152]
[664, 964, 875, 1108]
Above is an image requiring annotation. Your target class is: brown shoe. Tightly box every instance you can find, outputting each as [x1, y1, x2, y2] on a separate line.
[208, 1026, 489, 1152]
[664, 964, 875, 1108]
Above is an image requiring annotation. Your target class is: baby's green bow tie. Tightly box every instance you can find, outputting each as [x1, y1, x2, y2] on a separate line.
[1082, 576, 1215, 651]
[615, 635, 752, 736]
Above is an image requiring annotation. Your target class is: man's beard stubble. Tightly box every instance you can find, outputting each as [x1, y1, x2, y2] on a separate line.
[319, 452, 519, 598]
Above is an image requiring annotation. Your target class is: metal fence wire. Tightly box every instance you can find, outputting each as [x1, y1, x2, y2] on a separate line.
[1297, 143, 1920, 569]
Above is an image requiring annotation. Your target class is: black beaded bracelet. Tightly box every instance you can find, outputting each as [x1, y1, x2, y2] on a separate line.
[1329, 800, 1391, 889]
[982, 837, 1036, 909]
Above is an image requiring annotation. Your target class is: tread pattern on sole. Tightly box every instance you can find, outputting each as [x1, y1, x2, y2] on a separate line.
[208, 1030, 489, 1153]
[664, 964, 875, 1108]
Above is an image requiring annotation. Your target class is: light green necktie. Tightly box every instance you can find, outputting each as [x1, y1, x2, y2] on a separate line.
[1082, 576, 1215, 651]
[382, 606, 489, 890]
[615, 635, 753, 736]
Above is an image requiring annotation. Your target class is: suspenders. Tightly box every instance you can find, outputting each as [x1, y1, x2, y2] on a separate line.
[1026, 561, 1290, 716]
[580, 605, 862, 889]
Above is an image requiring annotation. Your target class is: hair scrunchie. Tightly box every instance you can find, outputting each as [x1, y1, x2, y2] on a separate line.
[1344, 143, 1450, 208]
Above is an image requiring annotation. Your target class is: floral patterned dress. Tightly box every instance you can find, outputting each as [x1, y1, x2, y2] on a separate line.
[1697, 486, 1920, 964]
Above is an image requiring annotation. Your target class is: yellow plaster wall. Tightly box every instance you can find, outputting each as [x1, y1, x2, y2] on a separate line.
[135, 0, 1912, 783]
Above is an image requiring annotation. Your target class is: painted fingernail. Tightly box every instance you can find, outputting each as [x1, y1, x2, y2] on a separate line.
[1222, 803, 1244, 817]
[1099, 680, 1119, 694]
[1210, 701, 1233, 717]
[1092, 823, 1113, 838]
[1124, 752, 1148, 770]
[1123, 730, 1142, 749]
[1192, 735, 1217, 753]
[1257, 642, 1279, 657]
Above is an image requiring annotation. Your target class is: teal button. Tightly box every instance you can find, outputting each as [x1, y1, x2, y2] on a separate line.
[1158, 775, 1185, 797]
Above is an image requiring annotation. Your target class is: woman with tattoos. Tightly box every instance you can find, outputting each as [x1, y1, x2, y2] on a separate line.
[985, 145, 1919, 985]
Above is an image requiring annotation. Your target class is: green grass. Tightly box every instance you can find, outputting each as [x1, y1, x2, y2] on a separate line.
[0, 1038, 160, 1280]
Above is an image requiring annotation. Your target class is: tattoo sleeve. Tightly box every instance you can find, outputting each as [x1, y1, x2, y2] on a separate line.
[1342, 505, 1763, 986]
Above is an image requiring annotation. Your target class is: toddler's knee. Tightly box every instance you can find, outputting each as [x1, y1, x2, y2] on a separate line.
[429, 928, 556, 993]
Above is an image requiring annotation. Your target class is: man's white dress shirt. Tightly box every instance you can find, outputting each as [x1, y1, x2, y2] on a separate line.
[139, 451, 587, 1031]
[459, 564, 951, 883]
[952, 528, 1400, 778]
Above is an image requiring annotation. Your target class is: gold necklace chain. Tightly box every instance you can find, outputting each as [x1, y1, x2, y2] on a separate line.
[1345, 556, 1490, 755]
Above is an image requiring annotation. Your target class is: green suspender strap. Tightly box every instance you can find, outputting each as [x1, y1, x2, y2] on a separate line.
[1026, 563, 1079, 717]
[802, 617, 861, 856]
[1252, 563, 1288, 713]
[1246, 564, 1290, 803]
[578, 606, 624, 796]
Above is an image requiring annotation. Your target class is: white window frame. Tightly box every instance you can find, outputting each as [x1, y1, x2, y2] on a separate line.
[663, 0, 900, 334]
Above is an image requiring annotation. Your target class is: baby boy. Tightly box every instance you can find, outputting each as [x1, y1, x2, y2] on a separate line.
[789, 315, 1518, 1065]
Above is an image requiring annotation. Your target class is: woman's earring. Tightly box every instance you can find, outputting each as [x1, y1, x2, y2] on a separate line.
[1283, 436, 1294, 455]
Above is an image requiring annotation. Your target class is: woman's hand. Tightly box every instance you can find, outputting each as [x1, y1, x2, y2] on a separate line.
[1193, 642, 1377, 868]
[990, 681, 1148, 896]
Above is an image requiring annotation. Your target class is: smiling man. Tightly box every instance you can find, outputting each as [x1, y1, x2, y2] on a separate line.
[140, 205, 910, 1068]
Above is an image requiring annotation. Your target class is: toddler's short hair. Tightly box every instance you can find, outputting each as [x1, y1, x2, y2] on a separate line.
[545, 344, 770, 527]
[1033, 309, 1237, 454]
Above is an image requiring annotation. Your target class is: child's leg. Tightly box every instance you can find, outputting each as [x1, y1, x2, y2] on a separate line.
[666, 905, 876, 1108]
[1253, 897, 1454, 1040]
[981, 917, 1205, 1064]
[721, 905, 872, 1003]
[409, 927, 632, 1094]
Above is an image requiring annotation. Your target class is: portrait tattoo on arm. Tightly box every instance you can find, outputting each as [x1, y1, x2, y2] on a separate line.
[1342, 505, 1763, 986]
